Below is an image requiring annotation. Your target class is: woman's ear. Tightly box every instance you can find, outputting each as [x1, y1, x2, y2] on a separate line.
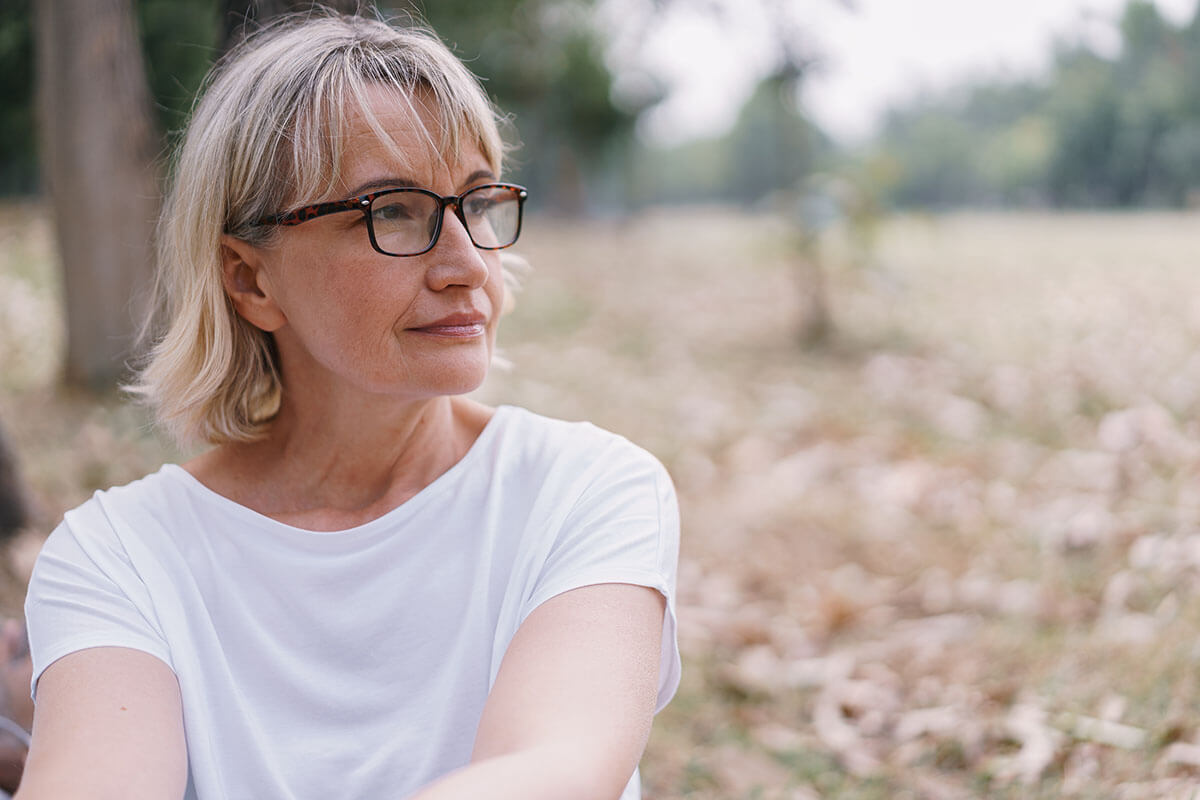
[220, 235, 287, 332]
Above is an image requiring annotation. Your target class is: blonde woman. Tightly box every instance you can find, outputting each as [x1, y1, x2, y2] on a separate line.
[18, 12, 678, 800]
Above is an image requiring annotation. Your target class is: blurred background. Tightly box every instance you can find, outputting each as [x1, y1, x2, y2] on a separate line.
[5, 0, 1200, 797]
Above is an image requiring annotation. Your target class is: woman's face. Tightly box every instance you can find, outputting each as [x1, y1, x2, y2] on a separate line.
[248, 85, 506, 405]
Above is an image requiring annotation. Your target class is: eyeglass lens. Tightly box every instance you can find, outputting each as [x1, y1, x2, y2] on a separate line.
[370, 185, 521, 256]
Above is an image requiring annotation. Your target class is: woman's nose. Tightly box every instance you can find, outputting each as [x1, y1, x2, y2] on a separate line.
[425, 208, 489, 290]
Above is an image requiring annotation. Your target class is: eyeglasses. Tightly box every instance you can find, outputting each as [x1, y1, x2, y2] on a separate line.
[255, 182, 528, 257]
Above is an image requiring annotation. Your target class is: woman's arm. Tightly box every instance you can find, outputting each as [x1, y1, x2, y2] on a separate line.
[14, 647, 187, 800]
[409, 582, 666, 800]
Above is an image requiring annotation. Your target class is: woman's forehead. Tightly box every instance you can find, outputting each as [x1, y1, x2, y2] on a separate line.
[337, 137, 493, 196]
[335, 84, 492, 192]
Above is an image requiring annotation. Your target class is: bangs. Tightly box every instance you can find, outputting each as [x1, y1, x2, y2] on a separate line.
[283, 42, 506, 211]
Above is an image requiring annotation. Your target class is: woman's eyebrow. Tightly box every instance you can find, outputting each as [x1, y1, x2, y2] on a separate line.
[461, 169, 497, 187]
[348, 170, 497, 197]
[348, 177, 420, 195]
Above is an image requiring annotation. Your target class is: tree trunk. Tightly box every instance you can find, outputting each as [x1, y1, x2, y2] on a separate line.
[34, 0, 160, 389]
[0, 421, 29, 541]
[793, 253, 832, 348]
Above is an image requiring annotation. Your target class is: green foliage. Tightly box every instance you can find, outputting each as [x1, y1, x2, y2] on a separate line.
[726, 76, 823, 204]
[397, 0, 633, 210]
[0, 0, 220, 192]
[137, 0, 221, 141]
[0, 0, 35, 195]
[866, 0, 1200, 209]
[0, 0, 631, 207]
[868, 78, 1053, 208]
[398, 0, 629, 141]
[627, 74, 828, 208]
[0, 0, 828, 211]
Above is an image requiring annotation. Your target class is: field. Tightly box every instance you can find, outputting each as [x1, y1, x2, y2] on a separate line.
[5, 205, 1200, 797]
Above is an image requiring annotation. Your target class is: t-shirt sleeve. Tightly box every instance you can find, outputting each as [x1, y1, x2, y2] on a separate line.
[24, 500, 173, 699]
[521, 439, 681, 711]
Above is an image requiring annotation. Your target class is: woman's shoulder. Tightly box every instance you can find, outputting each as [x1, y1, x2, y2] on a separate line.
[55, 465, 197, 544]
[491, 406, 656, 463]
[487, 406, 671, 497]
[69, 464, 190, 513]
[30, 466, 197, 609]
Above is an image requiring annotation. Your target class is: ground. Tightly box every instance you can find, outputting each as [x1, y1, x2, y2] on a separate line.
[4, 204, 1200, 798]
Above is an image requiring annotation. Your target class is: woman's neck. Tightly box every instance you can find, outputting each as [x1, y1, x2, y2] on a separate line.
[183, 394, 494, 531]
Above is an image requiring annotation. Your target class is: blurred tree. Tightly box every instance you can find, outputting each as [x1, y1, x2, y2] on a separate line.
[1044, 51, 1122, 205]
[35, 0, 161, 388]
[608, 0, 833, 343]
[0, 0, 224, 197]
[726, 73, 822, 204]
[401, 0, 634, 212]
[877, 100, 998, 207]
[864, 0, 1200, 210]
[1044, 2, 1183, 206]
[0, 0, 35, 195]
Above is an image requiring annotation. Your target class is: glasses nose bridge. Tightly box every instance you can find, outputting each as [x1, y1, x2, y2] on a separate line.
[440, 192, 466, 223]
[435, 192, 472, 239]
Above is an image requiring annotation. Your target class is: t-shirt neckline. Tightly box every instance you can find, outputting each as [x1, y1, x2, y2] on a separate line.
[160, 404, 514, 536]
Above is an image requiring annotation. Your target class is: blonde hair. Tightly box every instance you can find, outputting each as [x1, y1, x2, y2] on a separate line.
[128, 11, 509, 446]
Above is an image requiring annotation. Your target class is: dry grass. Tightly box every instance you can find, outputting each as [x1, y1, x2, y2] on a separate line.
[6, 203, 1200, 797]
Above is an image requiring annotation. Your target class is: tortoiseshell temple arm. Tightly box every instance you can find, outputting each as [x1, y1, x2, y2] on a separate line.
[256, 196, 372, 227]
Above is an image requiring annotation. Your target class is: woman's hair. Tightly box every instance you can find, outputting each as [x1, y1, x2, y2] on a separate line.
[127, 10, 509, 446]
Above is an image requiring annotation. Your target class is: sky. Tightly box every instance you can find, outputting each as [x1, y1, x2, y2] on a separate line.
[610, 0, 1199, 146]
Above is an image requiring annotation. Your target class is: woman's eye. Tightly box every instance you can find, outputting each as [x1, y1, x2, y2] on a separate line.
[374, 204, 413, 222]
[464, 196, 492, 216]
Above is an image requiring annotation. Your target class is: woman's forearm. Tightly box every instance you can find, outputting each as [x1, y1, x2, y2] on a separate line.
[407, 745, 629, 800]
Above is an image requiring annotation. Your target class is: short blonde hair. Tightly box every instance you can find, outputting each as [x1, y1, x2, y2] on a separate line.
[128, 11, 508, 446]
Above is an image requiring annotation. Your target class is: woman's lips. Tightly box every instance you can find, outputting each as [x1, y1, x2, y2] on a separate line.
[408, 313, 487, 337]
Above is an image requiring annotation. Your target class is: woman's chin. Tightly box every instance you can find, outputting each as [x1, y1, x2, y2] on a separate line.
[412, 354, 493, 398]
[436, 371, 489, 398]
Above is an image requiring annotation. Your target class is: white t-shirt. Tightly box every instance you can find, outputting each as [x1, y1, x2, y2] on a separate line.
[25, 406, 680, 800]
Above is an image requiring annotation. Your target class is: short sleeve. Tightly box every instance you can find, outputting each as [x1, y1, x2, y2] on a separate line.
[24, 499, 173, 699]
[522, 440, 681, 711]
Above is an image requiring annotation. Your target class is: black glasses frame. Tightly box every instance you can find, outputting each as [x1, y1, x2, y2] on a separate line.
[254, 182, 528, 257]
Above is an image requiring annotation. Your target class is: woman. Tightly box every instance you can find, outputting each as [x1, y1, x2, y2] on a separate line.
[18, 12, 679, 800]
